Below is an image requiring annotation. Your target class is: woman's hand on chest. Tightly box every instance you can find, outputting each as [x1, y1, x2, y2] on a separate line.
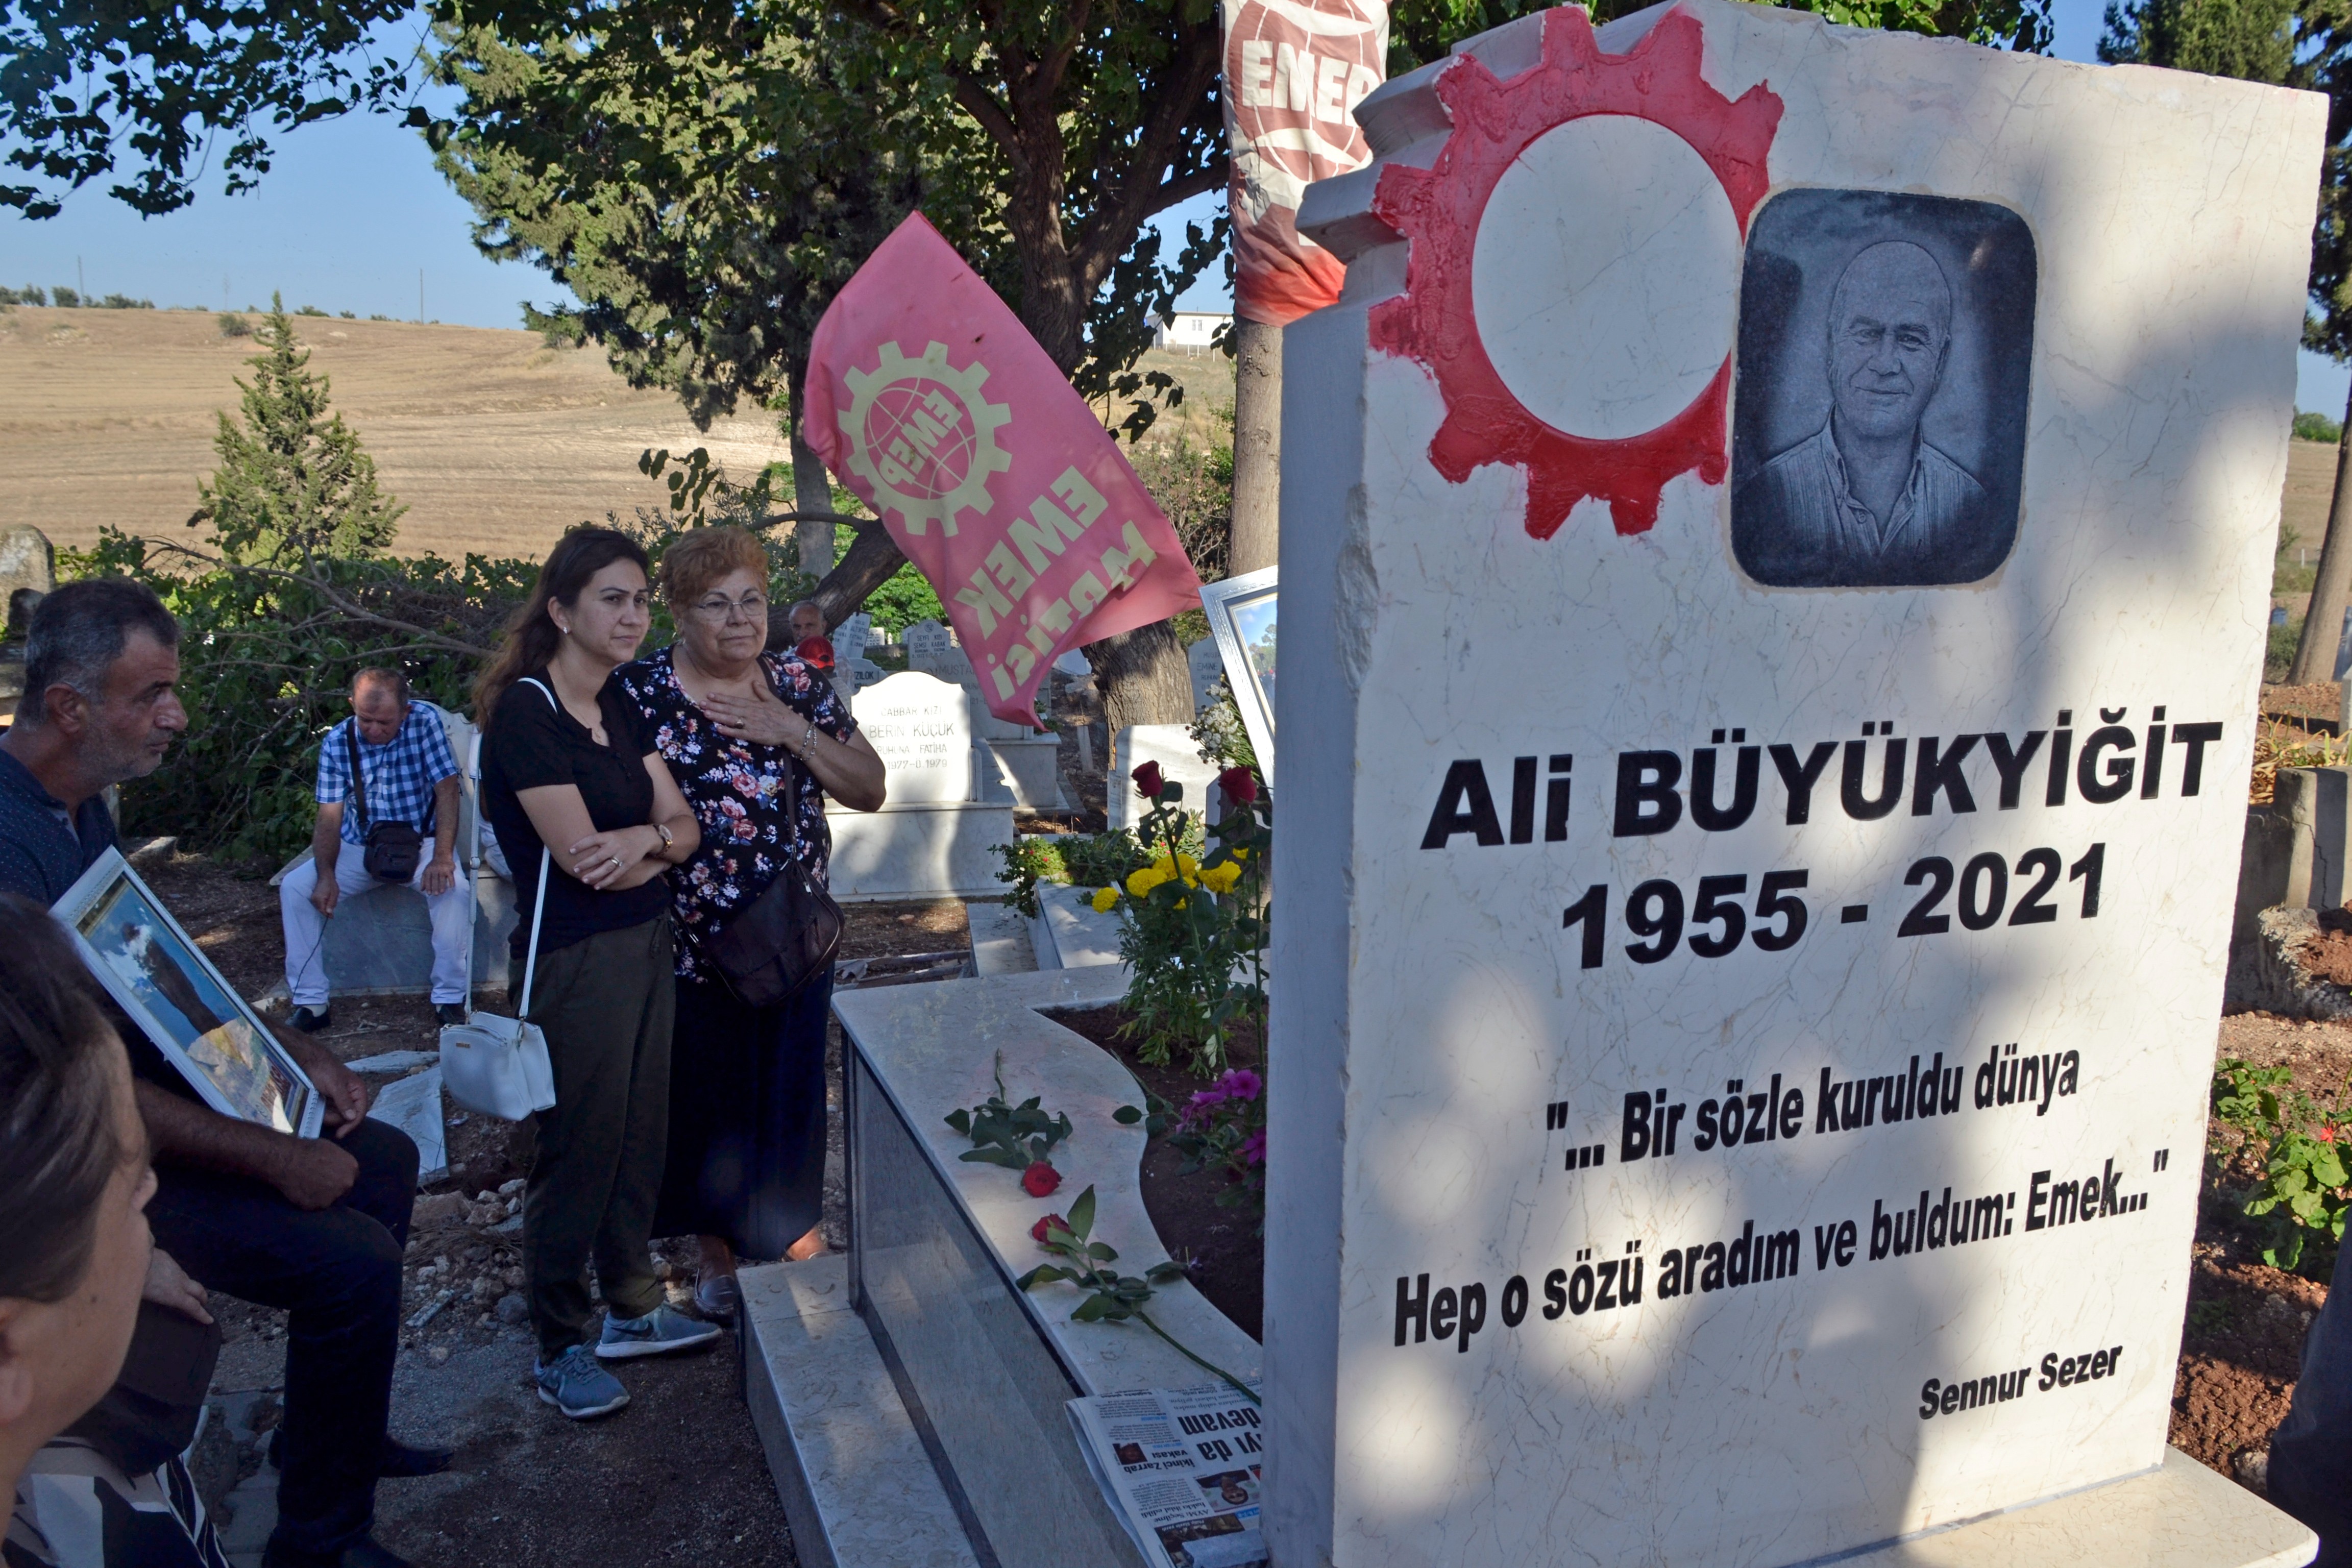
[699, 670, 805, 750]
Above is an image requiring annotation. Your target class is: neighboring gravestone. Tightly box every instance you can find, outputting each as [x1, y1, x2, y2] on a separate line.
[830, 670, 1013, 899]
[851, 671, 974, 803]
[0, 525, 52, 640]
[904, 619, 954, 664]
[1108, 726, 1220, 834]
[834, 611, 874, 665]
[1186, 637, 1222, 710]
[1271, 4, 2320, 1565]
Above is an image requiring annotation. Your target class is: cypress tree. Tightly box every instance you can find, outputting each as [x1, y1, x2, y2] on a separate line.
[192, 293, 403, 564]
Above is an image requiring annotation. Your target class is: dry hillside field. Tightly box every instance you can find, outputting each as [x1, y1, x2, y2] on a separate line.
[0, 305, 790, 562]
[0, 304, 1238, 567]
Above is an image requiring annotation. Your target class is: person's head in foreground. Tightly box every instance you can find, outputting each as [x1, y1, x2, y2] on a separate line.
[663, 527, 772, 676]
[0, 896, 154, 1503]
[16, 577, 187, 787]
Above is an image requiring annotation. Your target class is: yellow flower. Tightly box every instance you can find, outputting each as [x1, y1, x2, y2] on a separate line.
[1126, 866, 1165, 898]
[1200, 861, 1242, 894]
[1230, 847, 1250, 862]
[1176, 853, 1199, 877]
[1091, 886, 1120, 913]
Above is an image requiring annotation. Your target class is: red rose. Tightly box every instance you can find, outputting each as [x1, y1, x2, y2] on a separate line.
[1021, 1160, 1062, 1197]
[1217, 765, 1259, 806]
[1031, 1213, 1066, 1243]
[1133, 761, 1165, 798]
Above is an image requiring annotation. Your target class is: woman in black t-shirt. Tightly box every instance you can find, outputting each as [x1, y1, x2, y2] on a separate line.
[475, 527, 715, 1421]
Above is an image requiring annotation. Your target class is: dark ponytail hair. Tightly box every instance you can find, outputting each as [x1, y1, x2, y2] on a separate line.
[0, 895, 130, 1303]
[473, 526, 652, 720]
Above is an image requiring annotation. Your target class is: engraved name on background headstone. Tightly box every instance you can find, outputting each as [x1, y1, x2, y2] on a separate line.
[1269, 3, 2324, 1563]
[1186, 636, 1223, 710]
[850, 671, 974, 803]
[904, 619, 954, 663]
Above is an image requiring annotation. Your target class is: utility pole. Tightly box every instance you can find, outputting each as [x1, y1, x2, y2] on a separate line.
[418, 270, 425, 324]
[75, 256, 84, 304]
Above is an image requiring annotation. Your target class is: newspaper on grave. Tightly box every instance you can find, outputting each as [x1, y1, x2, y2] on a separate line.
[1066, 1385, 1267, 1568]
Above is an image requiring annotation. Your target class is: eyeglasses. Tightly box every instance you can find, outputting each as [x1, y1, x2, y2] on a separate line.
[689, 592, 769, 623]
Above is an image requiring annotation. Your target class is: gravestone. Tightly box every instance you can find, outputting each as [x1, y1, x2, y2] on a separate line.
[1272, 4, 2321, 1564]
[828, 671, 1013, 899]
[835, 611, 874, 665]
[1107, 726, 1220, 834]
[1186, 637, 1222, 710]
[850, 671, 974, 803]
[0, 525, 53, 640]
[904, 619, 954, 664]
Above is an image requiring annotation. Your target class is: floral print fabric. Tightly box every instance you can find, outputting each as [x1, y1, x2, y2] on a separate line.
[615, 645, 858, 980]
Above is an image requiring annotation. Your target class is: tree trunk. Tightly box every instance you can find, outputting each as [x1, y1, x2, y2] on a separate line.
[1228, 317, 1283, 577]
[2288, 377, 2352, 684]
[1088, 620, 1196, 731]
[787, 364, 836, 581]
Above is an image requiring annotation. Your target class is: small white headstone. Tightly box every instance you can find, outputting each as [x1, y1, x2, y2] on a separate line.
[835, 612, 873, 664]
[1186, 638, 1222, 710]
[1108, 725, 1220, 833]
[904, 620, 953, 662]
[852, 671, 975, 803]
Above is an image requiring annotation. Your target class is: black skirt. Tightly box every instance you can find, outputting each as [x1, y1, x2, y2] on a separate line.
[654, 967, 831, 1257]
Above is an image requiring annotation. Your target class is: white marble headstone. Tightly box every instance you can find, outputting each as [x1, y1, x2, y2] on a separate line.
[904, 619, 954, 663]
[1186, 638, 1222, 711]
[851, 671, 974, 803]
[834, 611, 873, 665]
[1268, 4, 2322, 1565]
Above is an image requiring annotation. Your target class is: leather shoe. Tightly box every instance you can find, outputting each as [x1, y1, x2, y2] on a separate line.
[260, 1533, 415, 1568]
[267, 1429, 454, 1478]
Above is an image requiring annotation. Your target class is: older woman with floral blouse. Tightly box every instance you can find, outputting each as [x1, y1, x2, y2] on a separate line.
[615, 528, 886, 1313]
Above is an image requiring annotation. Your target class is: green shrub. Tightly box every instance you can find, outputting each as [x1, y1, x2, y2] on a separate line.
[2268, 614, 2303, 682]
[1, 285, 45, 306]
[96, 293, 152, 309]
[50, 286, 80, 308]
[992, 838, 1066, 918]
[2296, 409, 2343, 444]
[2210, 1056, 2348, 1273]
[216, 312, 251, 338]
[296, 304, 328, 316]
[63, 529, 538, 861]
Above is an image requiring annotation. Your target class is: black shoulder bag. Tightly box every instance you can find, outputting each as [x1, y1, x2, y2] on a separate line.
[347, 722, 426, 883]
[705, 680, 843, 1007]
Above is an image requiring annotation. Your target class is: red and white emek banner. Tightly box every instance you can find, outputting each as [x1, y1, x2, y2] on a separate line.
[1221, 0, 1389, 326]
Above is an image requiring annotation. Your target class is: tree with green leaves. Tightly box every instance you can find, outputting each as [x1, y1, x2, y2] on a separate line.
[2104, 0, 2352, 684]
[192, 295, 405, 564]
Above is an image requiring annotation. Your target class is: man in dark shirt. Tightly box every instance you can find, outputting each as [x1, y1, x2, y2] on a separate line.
[0, 580, 439, 1568]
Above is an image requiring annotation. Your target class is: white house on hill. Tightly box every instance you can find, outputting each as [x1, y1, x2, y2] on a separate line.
[1153, 311, 1230, 355]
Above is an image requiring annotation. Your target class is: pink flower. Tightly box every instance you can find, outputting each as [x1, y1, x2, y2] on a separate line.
[1239, 1130, 1266, 1167]
[1217, 1068, 1263, 1101]
[1022, 1161, 1062, 1197]
[729, 768, 758, 796]
[1032, 1213, 1066, 1243]
[732, 818, 757, 841]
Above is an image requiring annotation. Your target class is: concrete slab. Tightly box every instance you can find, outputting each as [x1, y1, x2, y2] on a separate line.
[1027, 883, 1124, 971]
[738, 1255, 982, 1568]
[966, 899, 1039, 976]
[824, 801, 1014, 903]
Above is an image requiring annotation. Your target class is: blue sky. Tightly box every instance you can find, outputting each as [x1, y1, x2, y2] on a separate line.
[5, 0, 2344, 414]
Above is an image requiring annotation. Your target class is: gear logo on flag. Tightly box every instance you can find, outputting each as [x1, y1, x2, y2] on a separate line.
[837, 339, 1013, 536]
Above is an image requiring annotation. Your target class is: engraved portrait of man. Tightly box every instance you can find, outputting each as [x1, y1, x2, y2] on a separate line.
[1730, 190, 2032, 589]
[1735, 241, 1993, 586]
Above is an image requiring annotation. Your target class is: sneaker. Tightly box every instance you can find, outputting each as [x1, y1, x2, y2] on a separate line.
[288, 1005, 332, 1033]
[434, 1003, 466, 1026]
[694, 1272, 742, 1320]
[596, 1304, 723, 1360]
[535, 1344, 629, 1418]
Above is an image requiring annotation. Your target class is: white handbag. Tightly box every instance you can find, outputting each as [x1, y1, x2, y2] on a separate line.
[438, 709, 560, 1120]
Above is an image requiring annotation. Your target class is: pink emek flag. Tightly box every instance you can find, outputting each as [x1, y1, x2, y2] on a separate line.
[802, 213, 1205, 727]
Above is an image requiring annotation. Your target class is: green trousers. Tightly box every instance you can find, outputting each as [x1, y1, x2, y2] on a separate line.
[512, 916, 675, 1358]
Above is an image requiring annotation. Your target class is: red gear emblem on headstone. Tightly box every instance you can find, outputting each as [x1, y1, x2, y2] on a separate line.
[1368, 7, 1781, 539]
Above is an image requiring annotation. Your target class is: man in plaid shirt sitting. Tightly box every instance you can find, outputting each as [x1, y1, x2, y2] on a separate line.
[279, 668, 469, 1030]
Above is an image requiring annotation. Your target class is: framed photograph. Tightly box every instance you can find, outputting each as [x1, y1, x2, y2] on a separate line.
[55, 849, 323, 1137]
[1199, 567, 1278, 784]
